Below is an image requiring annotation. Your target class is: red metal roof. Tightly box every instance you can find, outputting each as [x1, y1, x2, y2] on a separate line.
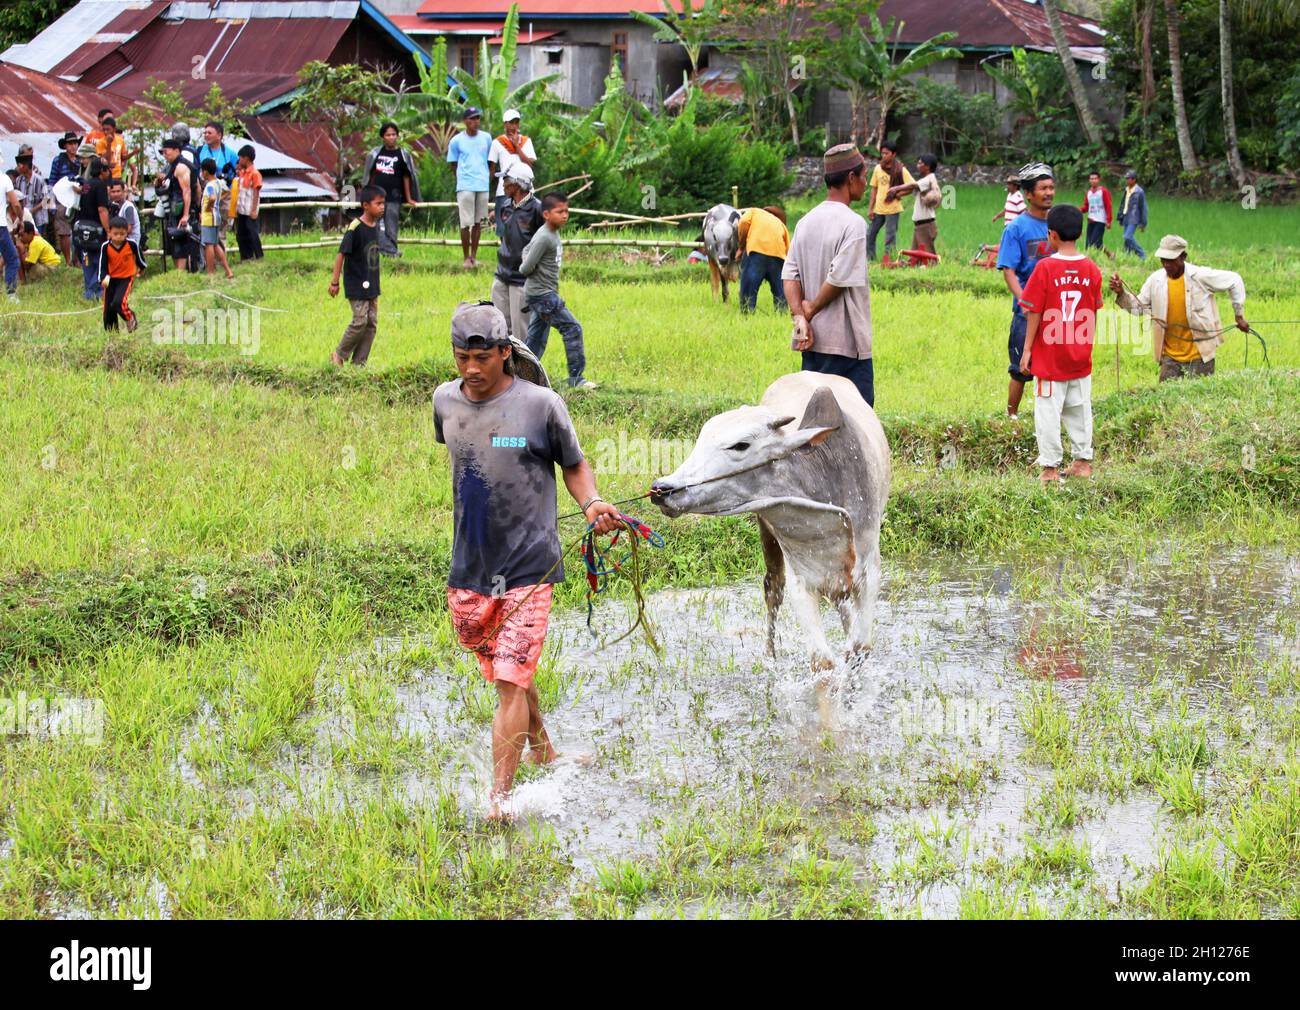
[240, 118, 340, 198]
[392, 17, 498, 34]
[489, 30, 558, 44]
[0, 61, 152, 133]
[68, 15, 353, 105]
[46, 1, 170, 78]
[416, 1, 667, 16]
[872, 0, 1102, 49]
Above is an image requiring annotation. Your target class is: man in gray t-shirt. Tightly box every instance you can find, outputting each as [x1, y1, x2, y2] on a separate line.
[519, 192, 596, 389]
[781, 143, 875, 407]
[436, 301, 619, 820]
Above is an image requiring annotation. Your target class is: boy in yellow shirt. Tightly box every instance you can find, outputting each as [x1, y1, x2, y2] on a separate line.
[16, 221, 60, 282]
[866, 140, 914, 261]
[737, 205, 789, 312]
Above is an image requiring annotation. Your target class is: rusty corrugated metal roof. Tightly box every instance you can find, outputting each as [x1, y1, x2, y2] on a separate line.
[70, 15, 353, 104]
[416, 1, 667, 15]
[874, 0, 1104, 49]
[0, 61, 151, 133]
[241, 118, 340, 198]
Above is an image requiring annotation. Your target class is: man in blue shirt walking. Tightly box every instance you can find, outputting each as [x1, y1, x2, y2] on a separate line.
[996, 162, 1055, 418]
[1117, 169, 1148, 260]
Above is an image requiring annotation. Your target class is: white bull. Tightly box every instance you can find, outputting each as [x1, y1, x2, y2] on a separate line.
[651, 372, 891, 671]
[701, 203, 741, 302]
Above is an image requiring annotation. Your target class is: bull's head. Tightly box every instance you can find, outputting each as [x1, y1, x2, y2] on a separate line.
[651, 387, 843, 518]
[703, 205, 741, 267]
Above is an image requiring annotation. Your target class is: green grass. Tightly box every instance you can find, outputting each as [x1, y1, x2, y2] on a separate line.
[0, 184, 1297, 918]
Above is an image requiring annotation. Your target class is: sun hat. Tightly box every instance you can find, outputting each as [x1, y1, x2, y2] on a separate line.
[1154, 235, 1189, 260]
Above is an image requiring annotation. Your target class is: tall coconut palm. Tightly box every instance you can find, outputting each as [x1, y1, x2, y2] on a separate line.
[1041, 0, 1105, 147]
[1163, 0, 1199, 172]
[815, 11, 959, 147]
[1219, 0, 1248, 188]
[1137, 0, 1156, 131]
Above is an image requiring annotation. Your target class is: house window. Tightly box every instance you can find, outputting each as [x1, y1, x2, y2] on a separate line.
[611, 31, 628, 74]
[547, 49, 562, 66]
[459, 45, 476, 77]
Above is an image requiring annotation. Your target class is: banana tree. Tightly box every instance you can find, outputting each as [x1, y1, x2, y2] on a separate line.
[377, 38, 463, 156]
[448, 3, 570, 130]
[814, 10, 960, 147]
[629, 0, 722, 87]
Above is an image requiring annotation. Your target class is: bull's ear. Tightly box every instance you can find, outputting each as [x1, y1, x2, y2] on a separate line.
[768, 415, 796, 430]
[797, 387, 844, 436]
[729, 210, 741, 224]
[791, 425, 836, 448]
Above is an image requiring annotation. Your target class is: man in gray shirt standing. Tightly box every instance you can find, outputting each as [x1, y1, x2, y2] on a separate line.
[519, 191, 597, 390]
[781, 144, 875, 406]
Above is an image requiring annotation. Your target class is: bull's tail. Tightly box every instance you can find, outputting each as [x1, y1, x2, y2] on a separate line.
[758, 517, 784, 658]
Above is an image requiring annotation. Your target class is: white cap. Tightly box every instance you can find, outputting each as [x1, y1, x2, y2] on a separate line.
[503, 108, 521, 122]
[504, 161, 534, 190]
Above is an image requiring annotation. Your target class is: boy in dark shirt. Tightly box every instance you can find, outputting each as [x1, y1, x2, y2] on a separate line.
[328, 186, 384, 366]
[435, 301, 621, 820]
[97, 215, 146, 331]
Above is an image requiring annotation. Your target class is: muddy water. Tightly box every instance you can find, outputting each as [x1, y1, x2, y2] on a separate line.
[340, 549, 1296, 916]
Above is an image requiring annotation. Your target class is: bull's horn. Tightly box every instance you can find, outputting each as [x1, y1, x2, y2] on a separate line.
[797, 387, 844, 434]
[768, 415, 796, 429]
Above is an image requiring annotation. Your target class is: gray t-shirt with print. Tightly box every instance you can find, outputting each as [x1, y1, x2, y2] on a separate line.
[781, 200, 873, 359]
[434, 376, 584, 594]
[520, 224, 561, 299]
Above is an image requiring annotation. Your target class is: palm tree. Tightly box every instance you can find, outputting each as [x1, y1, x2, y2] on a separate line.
[1216, 0, 1300, 188]
[1136, 0, 1156, 134]
[448, 4, 567, 129]
[1236, 0, 1300, 26]
[816, 11, 960, 147]
[1163, 0, 1200, 172]
[1219, 0, 1248, 188]
[1041, 0, 1105, 147]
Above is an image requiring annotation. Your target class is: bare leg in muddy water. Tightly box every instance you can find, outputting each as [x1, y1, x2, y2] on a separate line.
[525, 683, 556, 765]
[489, 681, 531, 820]
[489, 682, 592, 819]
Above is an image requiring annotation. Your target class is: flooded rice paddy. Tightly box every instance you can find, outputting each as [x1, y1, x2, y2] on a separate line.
[235, 546, 1300, 918]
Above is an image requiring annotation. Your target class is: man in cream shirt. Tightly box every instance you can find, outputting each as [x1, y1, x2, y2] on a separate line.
[1110, 235, 1249, 381]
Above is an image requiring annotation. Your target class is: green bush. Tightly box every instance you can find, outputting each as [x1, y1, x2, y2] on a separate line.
[898, 78, 1004, 164]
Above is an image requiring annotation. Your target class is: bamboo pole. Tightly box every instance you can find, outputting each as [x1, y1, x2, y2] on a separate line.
[259, 237, 701, 250]
[533, 172, 591, 195]
[261, 199, 707, 222]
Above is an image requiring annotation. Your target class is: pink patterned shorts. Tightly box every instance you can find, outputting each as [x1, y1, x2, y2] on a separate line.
[448, 583, 554, 689]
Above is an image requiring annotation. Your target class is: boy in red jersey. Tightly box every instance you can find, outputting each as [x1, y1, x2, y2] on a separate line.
[1018, 204, 1103, 482]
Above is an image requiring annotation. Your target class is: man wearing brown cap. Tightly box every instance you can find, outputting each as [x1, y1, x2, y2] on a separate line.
[1110, 234, 1249, 382]
[781, 144, 875, 406]
[436, 302, 618, 820]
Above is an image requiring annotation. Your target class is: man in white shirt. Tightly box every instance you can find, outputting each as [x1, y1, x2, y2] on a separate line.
[1111, 234, 1249, 382]
[888, 153, 941, 255]
[993, 174, 1026, 228]
[489, 109, 537, 238]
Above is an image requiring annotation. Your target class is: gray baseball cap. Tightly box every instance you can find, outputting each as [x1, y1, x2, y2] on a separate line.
[450, 301, 510, 349]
